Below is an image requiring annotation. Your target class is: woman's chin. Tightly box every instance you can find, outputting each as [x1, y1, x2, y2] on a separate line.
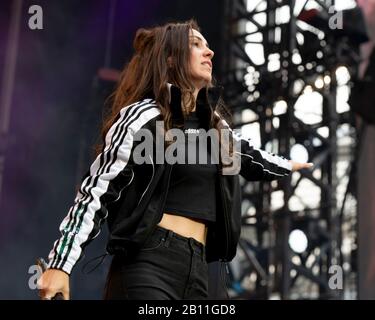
[191, 74, 213, 90]
[201, 76, 212, 86]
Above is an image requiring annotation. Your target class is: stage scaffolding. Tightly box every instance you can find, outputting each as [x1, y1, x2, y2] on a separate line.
[221, 0, 360, 299]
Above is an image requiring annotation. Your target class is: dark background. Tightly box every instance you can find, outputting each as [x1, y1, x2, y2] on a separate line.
[0, 0, 225, 299]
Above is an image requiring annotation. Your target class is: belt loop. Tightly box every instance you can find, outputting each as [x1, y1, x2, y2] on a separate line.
[164, 230, 173, 248]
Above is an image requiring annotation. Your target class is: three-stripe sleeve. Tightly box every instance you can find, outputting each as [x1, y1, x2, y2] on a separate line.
[47, 100, 160, 274]
[221, 118, 292, 181]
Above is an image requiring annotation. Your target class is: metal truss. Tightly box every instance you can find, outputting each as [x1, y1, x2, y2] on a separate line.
[221, 0, 359, 299]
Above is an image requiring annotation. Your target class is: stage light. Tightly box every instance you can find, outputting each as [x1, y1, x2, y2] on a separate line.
[292, 52, 302, 64]
[273, 100, 287, 115]
[272, 117, 280, 128]
[304, 85, 313, 94]
[295, 90, 323, 125]
[288, 229, 308, 253]
[317, 126, 329, 138]
[268, 53, 281, 72]
[290, 144, 309, 163]
[324, 75, 331, 85]
[241, 109, 258, 122]
[335, 66, 350, 85]
[334, 0, 356, 10]
[314, 76, 324, 89]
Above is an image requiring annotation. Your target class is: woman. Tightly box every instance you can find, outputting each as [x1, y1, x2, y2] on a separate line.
[38, 20, 312, 300]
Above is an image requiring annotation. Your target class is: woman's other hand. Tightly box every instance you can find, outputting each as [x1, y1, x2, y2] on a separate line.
[37, 268, 70, 300]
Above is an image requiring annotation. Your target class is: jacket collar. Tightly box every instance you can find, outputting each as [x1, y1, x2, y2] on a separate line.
[167, 83, 223, 130]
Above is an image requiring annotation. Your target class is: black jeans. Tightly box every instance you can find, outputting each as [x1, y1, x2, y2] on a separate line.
[104, 225, 209, 300]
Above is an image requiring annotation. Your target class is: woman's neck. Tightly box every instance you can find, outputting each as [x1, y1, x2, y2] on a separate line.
[191, 88, 199, 112]
[182, 87, 199, 112]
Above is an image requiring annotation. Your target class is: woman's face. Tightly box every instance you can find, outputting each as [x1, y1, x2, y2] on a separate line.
[188, 29, 214, 90]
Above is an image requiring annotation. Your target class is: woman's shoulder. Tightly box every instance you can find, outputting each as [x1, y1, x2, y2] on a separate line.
[120, 98, 160, 114]
[117, 98, 162, 129]
[118, 98, 161, 120]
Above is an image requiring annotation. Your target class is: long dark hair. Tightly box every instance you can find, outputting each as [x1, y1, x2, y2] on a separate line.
[96, 19, 232, 156]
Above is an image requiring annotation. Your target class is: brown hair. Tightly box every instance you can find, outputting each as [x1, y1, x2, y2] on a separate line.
[96, 19, 232, 157]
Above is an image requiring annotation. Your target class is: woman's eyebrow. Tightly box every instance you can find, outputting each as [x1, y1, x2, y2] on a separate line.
[190, 35, 210, 48]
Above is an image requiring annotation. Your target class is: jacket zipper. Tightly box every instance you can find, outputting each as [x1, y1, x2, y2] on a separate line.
[219, 173, 231, 298]
[218, 172, 230, 260]
[112, 168, 135, 203]
[140, 161, 173, 241]
[92, 167, 135, 240]
[158, 163, 173, 219]
[137, 154, 155, 207]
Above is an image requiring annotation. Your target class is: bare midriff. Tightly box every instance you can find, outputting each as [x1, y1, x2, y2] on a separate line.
[157, 213, 208, 245]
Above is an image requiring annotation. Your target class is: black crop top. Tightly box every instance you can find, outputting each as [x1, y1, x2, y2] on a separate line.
[163, 111, 217, 223]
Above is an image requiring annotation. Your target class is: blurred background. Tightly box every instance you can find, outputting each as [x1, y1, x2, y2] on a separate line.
[1, 0, 374, 300]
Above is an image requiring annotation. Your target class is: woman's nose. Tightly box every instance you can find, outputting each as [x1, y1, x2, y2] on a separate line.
[205, 48, 214, 59]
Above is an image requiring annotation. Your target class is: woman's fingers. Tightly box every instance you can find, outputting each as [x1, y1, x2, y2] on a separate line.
[289, 160, 314, 171]
[39, 288, 68, 300]
[299, 162, 314, 169]
[37, 269, 70, 300]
